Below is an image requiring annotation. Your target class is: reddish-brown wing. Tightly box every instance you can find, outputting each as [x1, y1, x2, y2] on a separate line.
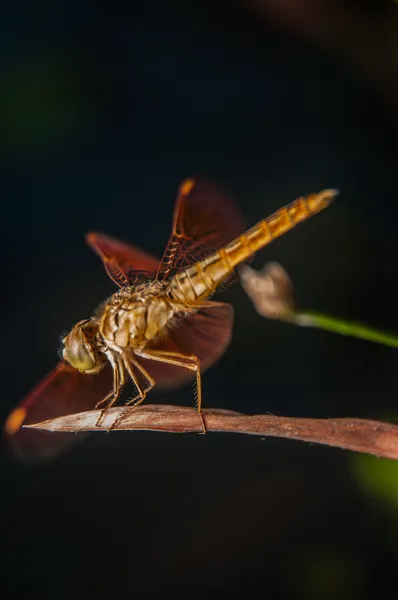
[4, 362, 113, 461]
[157, 178, 246, 280]
[5, 179, 242, 460]
[137, 301, 234, 389]
[86, 232, 160, 287]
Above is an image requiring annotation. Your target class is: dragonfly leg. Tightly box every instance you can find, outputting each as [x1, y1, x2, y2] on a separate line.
[106, 355, 155, 432]
[95, 353, 124, 427]
[138, 349, 206, 434]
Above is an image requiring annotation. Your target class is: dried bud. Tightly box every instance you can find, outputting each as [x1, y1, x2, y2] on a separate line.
[240, 262, 295, 319]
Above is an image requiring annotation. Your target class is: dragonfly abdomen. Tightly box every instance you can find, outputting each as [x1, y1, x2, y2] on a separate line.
[171, 189, 336, 303]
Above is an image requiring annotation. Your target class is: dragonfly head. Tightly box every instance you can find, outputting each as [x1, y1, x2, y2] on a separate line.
[62, 319, 106, 374]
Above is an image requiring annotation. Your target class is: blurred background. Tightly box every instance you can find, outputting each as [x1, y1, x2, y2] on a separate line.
[2, 0, 398, 597]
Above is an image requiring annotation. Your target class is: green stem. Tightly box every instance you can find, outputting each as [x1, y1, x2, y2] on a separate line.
[290, 310, 398, 349]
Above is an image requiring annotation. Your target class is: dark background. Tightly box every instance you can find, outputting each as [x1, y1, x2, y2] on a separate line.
[2, 1, 398, 598]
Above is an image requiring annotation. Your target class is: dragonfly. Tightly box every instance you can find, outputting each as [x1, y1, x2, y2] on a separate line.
[4, 179, 336, 460]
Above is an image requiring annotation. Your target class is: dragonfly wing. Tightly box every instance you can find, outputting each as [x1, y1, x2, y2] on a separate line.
[86, 232, 160, 287]
[4, 362, 113, 461]
[138, 301, 234, 390]
[157, 178, 246, 280]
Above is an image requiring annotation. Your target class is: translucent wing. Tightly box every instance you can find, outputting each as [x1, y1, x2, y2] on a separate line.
[157, 178, 246, 280]
[4, 362, 113, 461]
[86, 232, 160, 287]
[138, 301, 234, 389]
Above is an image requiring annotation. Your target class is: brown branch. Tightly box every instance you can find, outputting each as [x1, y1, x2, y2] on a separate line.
[24, 405, 398, 460]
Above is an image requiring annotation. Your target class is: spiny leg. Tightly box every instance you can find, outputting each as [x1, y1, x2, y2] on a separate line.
[95, 353, 124, 409]
[138, 349, 206, 434]
[106, 355, 155, 432]
[95, 352, 125, 428]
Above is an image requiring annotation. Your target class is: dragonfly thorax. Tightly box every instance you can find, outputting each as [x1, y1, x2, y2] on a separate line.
[99, 281, 178, 352]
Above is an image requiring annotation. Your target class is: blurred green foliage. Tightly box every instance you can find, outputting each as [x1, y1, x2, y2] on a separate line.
[351, 451, 398, 509]
[2, 56, 88, 152]
[296, 551, 364, 600]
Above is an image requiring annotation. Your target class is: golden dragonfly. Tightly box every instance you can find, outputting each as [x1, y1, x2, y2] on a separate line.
[5, 179, 336, 459]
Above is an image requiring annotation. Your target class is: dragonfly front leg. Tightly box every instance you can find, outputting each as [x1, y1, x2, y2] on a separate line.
[95, 352, 124, 427]
[106, 354, 155, 432]
[137, 348, 206, 434]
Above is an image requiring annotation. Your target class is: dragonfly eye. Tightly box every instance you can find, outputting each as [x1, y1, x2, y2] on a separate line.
[62, 320, 105, 374]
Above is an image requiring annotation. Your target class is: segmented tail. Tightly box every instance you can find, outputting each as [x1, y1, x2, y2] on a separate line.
[171, 189, 337, 303]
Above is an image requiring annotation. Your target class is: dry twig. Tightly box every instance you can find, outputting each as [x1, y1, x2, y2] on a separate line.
[25, 405, 398, 461]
